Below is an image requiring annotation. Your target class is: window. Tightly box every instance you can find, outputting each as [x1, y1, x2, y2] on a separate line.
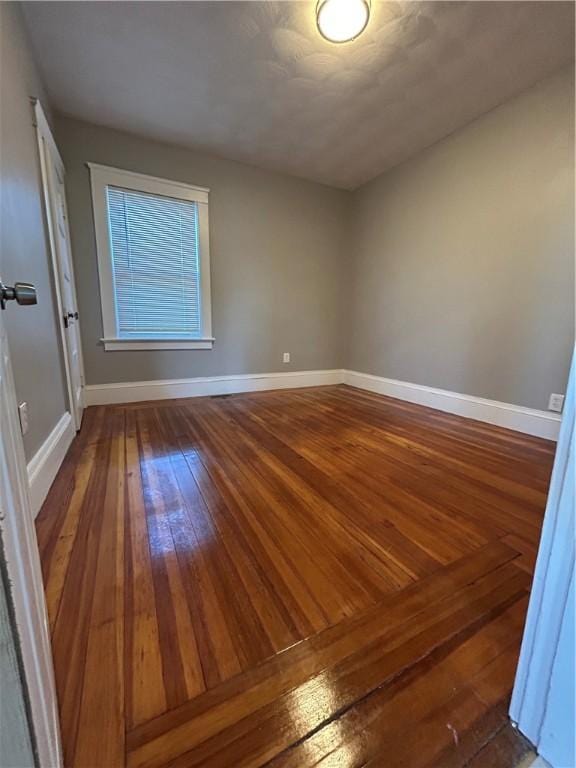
[89, 164, 213, 350]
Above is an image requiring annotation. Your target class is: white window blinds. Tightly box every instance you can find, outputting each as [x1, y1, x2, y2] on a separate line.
[106, 186, 202, 339]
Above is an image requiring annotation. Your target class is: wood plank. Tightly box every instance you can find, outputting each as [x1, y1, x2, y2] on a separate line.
[189, 402, 402, 604]
[270, 595, 528, 768]
[73, 409, 126, 767]
[152, 570, 527, 768]
[202, 400, 426, 587]
[34, 386, 552, 768]
[464, 723, 531, 768]
[220, 398, 471, 565]
[42, 410, 104, 631]
[178, 404, 357, 625]
[127, 546, 528, 767]
[35, 406, 103, 568]
[136, 409, 207, 710]
[126, 540, 520, 755]
[502, 533, 538, 574]
[48, 409, 115, 765]
[125, 410, 167, 728]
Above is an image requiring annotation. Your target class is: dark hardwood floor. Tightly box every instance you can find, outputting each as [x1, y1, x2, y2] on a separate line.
[35, 384, 555, 767]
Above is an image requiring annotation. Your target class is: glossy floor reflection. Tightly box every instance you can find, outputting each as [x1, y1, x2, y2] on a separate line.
[35, 385, 554, 767]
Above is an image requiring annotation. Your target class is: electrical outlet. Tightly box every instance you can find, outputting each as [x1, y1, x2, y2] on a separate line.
[548, 393, 565, 413]
[282, 352, 290, 364]
[18, 402, 29, 435]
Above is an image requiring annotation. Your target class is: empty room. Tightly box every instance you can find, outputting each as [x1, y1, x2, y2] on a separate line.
[0, 1, 574, 767]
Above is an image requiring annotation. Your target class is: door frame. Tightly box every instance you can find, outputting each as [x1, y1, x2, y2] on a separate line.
[0, 309, 63, 767]
[510, 348, 574, 751]
[33, 99, 85, 431]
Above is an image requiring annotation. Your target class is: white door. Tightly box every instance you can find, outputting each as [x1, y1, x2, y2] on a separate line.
[0, 288, 63, 767]
[34, 101, 85, 430]
[510, 349, 574, 767]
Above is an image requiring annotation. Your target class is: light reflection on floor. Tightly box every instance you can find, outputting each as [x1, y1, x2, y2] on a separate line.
[138, 448, 217, 558]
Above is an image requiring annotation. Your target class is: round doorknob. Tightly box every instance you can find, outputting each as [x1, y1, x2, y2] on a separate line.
[13, 282, 38, 306]
[0, 281, 38, 309]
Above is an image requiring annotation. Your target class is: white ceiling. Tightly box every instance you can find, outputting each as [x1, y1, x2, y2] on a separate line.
[22, 1, 574, 190]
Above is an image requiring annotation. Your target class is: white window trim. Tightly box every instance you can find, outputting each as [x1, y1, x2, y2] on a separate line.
[88, 163, 214, 351]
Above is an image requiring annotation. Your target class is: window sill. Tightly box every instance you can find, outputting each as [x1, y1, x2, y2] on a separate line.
[101, 337, 214, 351]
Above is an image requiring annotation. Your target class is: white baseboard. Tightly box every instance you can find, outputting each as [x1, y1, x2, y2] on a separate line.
[344, 370, 561, 441]
[84, 369, 346, 406]
[83, 368, 561, 441]
[27, 412, 75, 518]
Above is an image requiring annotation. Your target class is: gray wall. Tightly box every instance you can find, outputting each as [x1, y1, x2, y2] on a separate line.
[56, 67, 574, 410]
[347, 67, 575, 411]
[56, 117, 349, 385]
[0, 3, 68, 461]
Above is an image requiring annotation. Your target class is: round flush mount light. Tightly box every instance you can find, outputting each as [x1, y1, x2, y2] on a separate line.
[316, 0, 371, 43]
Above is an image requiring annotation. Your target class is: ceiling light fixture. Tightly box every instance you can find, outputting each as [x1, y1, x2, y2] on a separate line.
[316, 0, 371, 44]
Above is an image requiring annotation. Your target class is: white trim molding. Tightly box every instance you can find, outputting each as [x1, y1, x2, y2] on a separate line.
[86, 162, 210, 200]
[84, 370, 345, 406]
[1, 308, 63, 767]
[34, 99, 86, 430]
[101, 337, 215, 351]
[343, 370, 561, 441]
[83, 368, 561, 440]
[88, 163, 213, 350]
[27, 412, 75, 518]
